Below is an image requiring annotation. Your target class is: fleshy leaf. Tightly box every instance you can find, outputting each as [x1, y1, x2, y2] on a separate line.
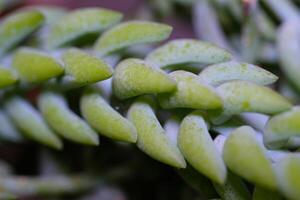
[94, 21, 172, 56]
[264, 106, 300, 149]
[127, 96, 186, 168]
[178, 111, 227, 184]
[199, 61, 278, 86]
[0, 10, 44, 56]
[145, 39, 232, 68]
[158, 70, 222, 109]
[210, 81, 292, 124]
[277, 19, 300, 91]
[47, 8, 122, 49]
[12, 47, 64, 83]
[275, 155, 300, 200]
[252, 186, 283, 200]
[38, 91, 99, 145]
[4, 96, 62, 149]
[0, 109, 22, 142]
[113, 58, 176, 99]
[80, 89, 137, 143]
[223, 126, 277, 190]
[62, 48, 113, 84]
[0, 66, 18, 88]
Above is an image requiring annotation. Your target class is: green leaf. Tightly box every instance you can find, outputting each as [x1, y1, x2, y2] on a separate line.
[0, 10, 44, 56]
[4, 96, 62, 149]
[199, 61, 277, 86]
[47, 8, 122, 49]
[94, 21, 172, 56]
[145, 39, 232, 68]
[210, 81, 292, 124]
[252, 186, 283, 200]
[113, 58, 176, 99]
[277, 19, 300, 91]
[0, 109, 22, 142]
[80, 89, 137, 143]
[0, 66, 18, 88]
[223, 126, 277, 190]
[127, 96, 186, 168]
[275, 155, 300, 200]
[158, 70, 222, 109]
[178, 111, 227, 184]
[38, 91, 99, 145]
[62, 48, 113, 84]
[12, 47, 64, 83]
[264, 106, 300, 149]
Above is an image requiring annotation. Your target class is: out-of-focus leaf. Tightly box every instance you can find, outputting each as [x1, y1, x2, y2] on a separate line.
[94, 21, 172, 56]
[0, 109, 22, 142]
[0, 66, 18, 88]
[252, 186, 283, 200]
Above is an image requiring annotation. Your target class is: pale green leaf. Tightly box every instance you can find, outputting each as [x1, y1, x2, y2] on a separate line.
[127, 96, 186, 168]
[80, 89, 137, 143]
[38, 91, 99, 145]
[145, 39, 232, 68]
[94, 21, 172, 56]
[158, 70, 222, 109]
[199, 61, 277, 86]
[223, 126, 277, 190]
[47, 8, 122, 49]
[179, 111, 227, 184]
[0, 66, 18, 88]
[4, 96, 62, 149]
[113, 58, 176, 99]
[12, 47, 64, 83]
[0, 10, 44, 56]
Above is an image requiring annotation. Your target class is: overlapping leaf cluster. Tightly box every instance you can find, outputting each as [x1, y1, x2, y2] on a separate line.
[0, 0, 300, 199]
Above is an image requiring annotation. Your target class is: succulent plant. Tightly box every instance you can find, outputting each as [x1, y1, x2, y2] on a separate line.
[0, 0, 299, 199]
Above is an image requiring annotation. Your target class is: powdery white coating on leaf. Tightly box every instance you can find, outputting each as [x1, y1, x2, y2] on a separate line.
[223, 126, 277, 190]
[210, 81, 292, 124]
[127, 97, 186, 168]
[0, 10, 44, 56]
[94, 21, 172, 56]
[47, 8, 122, 49]
[4, 96, 62, 149]
[12, 47, 64, 83]
[38, 92, 99, 146]
[80, 90, 137, 143]
[113, 58, 176, 99]
[275, 155, 300, 200]
[179, 111, 227, 184]
[62, 48, 113, 84]
[145, 39, 232, 68]
[264, 106, 300, 149]
[158, 70, 223, 109]
[277, 19, 300, 91]
[0, 66, 18, 88]
[199, 61, 278, 86]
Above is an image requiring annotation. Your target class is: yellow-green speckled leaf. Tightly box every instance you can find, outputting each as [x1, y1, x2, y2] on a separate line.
[38, 91, 99, 146]
[94, 21, 172, 56]
[80, 89, 137, 143]
[12, 47, 64, 83]
[223, 126, 277, 190]
[275, 155, 300, 200]
[0, 10, 44, 56]
[4, 96, 62, 149]
[128, 96, 186, 168]
[62, 48, 113, 84]
[0, 66, 18, 88]
[178, 111, 227, 184]
[199, 61, 278, 86]
[145, 39, 232, 68]
[210, 81, 292, 124]
[47, 8, 122, 49]
[158, 70, 222, 109]
[113, 58, 176, 99]
[264, 106, 300, 149]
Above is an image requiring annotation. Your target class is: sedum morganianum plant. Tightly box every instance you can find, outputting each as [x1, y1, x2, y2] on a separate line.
[0, 1, 299, 199]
